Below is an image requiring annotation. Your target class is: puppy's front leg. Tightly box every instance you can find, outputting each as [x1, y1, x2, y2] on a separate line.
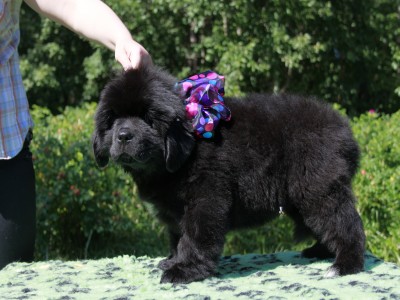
[160, 199, 228, 284]
[158, 229, 180, 270]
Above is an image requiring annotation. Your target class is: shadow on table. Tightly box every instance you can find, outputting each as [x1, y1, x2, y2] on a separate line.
[216, 251, 384, 279]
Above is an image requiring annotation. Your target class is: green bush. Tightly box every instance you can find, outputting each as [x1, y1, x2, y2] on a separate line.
[20, 0, 399, 114]
[352, 110, 400, 264]
[31, 104, 400, 264]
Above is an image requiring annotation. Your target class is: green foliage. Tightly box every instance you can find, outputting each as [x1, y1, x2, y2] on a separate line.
[20, 0, 399, 114]
[30, 104, 168, 260]
[19, 8, 116, 113]
[31, 104, 399, 264]
[224, 218, 309, 256]
[352, 110, 400, 264]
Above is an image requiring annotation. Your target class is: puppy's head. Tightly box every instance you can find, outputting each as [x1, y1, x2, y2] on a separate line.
[93, 66, 195, 173]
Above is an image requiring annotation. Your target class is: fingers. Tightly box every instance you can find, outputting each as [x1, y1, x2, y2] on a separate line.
[115, 38, 152, 70]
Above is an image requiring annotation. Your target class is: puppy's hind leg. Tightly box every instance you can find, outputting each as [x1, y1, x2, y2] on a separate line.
[301, 186, 365, 277]
[324, 202, 365, 277]
[291, 213, 334, 259]
[302, 242, 335, 259]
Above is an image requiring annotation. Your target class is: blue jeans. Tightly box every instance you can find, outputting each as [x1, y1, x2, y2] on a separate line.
[0, 134, 36, 269]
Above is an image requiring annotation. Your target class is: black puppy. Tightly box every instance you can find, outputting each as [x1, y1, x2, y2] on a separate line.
[93, 65, 365, 283]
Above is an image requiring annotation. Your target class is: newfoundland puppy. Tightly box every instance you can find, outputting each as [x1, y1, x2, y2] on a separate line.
[93, 65, 365, 283]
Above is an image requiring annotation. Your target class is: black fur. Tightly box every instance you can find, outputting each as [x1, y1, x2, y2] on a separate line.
[93, 65, 365, 283]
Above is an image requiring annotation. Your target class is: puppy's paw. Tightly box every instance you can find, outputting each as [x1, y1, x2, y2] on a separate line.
[160, 263, 212, 284]
[324, 263, 363, 278]
[324, 265, 340, 278]
[158, 257, 176, 271]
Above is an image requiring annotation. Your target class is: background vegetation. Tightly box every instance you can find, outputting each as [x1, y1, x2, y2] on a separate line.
[18, 0, 399, 264]
[20, 0, 399, 114]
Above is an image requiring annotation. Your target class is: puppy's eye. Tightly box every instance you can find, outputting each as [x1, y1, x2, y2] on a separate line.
[144, 114, 153, 127]
[106, 110, 116, 129]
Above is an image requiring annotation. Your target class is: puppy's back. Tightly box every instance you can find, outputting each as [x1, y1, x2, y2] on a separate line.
[220, 93, 359, 179]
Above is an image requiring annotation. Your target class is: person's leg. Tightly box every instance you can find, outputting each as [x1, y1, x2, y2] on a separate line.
[0, 141, 36, 269]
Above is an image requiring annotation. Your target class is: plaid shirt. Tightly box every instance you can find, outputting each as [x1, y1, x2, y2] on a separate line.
[0, 0, 33, 159]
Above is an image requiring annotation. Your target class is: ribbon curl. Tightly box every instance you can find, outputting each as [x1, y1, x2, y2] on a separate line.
[175, 70, 231, 138]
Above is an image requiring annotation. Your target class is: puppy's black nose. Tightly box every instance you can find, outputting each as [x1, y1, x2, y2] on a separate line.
[117, 128, 133, 143]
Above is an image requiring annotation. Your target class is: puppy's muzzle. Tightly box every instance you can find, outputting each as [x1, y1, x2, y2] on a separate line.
[117, 128, 134, 143]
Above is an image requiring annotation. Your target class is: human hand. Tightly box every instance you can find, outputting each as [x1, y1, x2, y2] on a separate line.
[115, 38, 152, 70]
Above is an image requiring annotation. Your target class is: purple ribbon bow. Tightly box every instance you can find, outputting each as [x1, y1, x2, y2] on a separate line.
[175, 70, 231, 138]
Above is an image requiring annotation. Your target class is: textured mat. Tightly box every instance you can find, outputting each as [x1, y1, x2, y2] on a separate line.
[0, 251, 399, 299]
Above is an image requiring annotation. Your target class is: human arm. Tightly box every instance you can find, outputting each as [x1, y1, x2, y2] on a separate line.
[24, 0, 151, 70]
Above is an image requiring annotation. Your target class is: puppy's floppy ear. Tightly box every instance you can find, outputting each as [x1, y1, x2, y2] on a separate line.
[92, 133, 109, 168]
[165, 117, 195, 173]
